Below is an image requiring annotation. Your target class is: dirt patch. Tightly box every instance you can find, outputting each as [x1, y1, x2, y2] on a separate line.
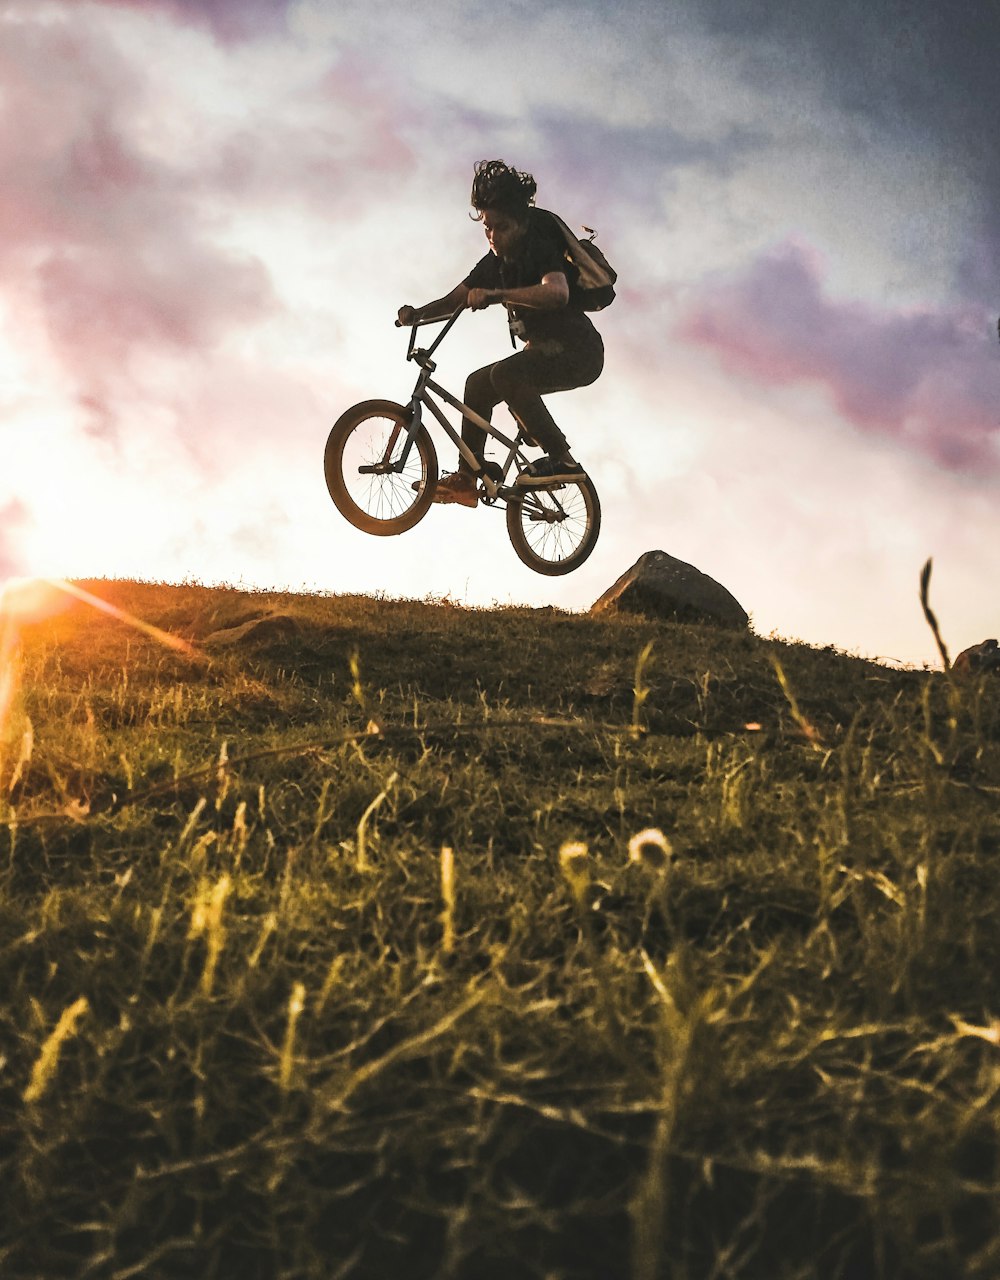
[203, 613, 302, 649]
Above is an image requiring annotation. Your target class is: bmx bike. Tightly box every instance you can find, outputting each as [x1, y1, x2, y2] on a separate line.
[323, 308, 601, 576]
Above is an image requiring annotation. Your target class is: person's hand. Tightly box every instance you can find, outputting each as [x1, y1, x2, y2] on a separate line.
[467, 288, 497, 311]
[397, 305, 418, 326]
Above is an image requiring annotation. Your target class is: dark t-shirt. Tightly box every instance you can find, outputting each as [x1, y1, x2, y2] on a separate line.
[464, 209, 599, 347]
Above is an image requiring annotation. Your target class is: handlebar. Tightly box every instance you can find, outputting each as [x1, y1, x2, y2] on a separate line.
[394, 305, 465, 329]
[398, 305, 466, 365]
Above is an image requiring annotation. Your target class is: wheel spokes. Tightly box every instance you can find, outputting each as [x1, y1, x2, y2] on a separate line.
[518, 486, 592, 564]
[341, 417, 426, 521]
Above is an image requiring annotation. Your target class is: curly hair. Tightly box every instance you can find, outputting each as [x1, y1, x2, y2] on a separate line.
[470, 159, 537, 221]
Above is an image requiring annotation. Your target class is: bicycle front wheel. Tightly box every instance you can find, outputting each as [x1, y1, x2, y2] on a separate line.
[324, 400, 438, 536]
[505, 477, 601, 575]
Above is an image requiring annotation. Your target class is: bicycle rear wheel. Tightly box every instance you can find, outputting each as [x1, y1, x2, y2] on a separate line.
[505, 477, 601, 575]
[325, 400, 438, 536]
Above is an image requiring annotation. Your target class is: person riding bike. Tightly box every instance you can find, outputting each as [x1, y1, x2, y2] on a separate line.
[396, 159, 605, 508]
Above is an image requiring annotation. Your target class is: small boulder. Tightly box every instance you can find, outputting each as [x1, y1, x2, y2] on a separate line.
[953, 638, 1000, 677]
[590, 550, 749, 629]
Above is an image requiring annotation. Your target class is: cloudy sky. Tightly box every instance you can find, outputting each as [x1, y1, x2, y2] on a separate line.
[1, 0, 997, 663]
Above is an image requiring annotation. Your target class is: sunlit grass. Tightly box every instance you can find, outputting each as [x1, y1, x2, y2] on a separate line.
[1, 575, 998, 1277]
[22, 995, 90, 1105]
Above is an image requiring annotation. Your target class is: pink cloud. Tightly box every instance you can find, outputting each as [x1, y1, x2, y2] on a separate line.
[0, 4, 429, 463]
[95, 0, 295, 43]
[207, 56, 415, 212]
[676, 241, 1000, 471]
[0, 16, 281, 435]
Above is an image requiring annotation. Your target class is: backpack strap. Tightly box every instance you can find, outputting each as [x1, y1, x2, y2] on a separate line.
[534, 208, 617, 292]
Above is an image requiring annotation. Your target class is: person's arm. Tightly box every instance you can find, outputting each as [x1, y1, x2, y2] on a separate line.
[397, 282, 469, 326]
[467, 271, 569, 312]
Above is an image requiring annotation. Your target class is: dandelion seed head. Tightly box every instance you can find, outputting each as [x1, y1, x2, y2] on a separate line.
[558, 841, 590, 906]
[558, 841, 589, 876]
[628, 828, 672, 871]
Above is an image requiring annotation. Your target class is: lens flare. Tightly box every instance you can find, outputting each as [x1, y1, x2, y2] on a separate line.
[0, 631, 20, 754]
[0, 577, 195, 654]
[46, 580, 196, 655]
[1, 578, 197, 761]
[0, 577, 67, 625]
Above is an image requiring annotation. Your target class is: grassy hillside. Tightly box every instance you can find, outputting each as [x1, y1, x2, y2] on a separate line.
[2, 578, 999, 1279]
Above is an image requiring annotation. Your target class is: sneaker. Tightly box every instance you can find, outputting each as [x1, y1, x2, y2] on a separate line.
[427, 470, 479, 507]
[515, 456, 587, 487]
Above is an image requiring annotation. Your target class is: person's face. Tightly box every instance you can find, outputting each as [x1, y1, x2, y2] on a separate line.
[482, 208, 526, 260]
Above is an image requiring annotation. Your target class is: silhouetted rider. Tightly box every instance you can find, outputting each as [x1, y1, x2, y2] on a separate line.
[397, 159, 604, 507]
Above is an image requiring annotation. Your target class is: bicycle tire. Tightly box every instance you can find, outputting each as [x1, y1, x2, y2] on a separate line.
[324, 400, 438, 536]
[505, 476, 601, 575]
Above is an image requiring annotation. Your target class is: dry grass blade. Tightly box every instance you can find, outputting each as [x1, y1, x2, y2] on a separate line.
[771, 655, 824, 748]
[319, 990, 485, 1111]
[919, 557, 951, 672]
[22, 996, 90, 1104]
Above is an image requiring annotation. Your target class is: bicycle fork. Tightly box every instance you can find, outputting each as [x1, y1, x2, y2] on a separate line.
[356, 377, 430, 477]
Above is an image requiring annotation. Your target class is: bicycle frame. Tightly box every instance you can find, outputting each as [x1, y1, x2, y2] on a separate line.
[375, 307, 533, 504]
[327, 305, 602, 574]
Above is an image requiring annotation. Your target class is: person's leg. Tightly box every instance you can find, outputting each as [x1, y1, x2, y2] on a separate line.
[425, 360, 502, 507]
[459, 362, 503, 473]
[438, 337, 603, 499]
[488, 338, 604, 462]
[490, 358, 568, 456]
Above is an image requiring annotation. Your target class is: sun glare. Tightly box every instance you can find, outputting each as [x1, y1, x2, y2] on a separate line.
[0, 577, 196, 655]
[54, 580, 196, 655]
[0, 577, 70, 626]
[0, 579, 51, 765]
[1, 575, 199, 772]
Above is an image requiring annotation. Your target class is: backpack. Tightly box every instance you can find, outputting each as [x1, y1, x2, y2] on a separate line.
[535, 207, 617, 311]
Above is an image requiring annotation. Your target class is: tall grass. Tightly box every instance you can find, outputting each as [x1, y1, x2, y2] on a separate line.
[1, 577, 998, 1278]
